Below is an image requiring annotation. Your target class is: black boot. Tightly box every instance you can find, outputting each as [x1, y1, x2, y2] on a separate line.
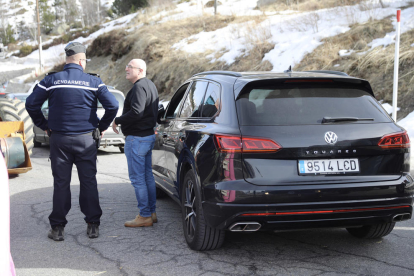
[48, 226, 64, 241]
[87, 223, 99, 239]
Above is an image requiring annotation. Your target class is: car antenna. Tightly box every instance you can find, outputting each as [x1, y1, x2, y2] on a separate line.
[284, 65, 292, 73]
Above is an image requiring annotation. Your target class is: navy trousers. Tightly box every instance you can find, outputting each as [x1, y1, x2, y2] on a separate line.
[48, 133, 102, 227]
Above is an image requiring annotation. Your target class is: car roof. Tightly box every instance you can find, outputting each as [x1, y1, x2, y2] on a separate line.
[192, 70, 355, 80]
[190, 70, 374, 97]
[108, 89, 125, 97]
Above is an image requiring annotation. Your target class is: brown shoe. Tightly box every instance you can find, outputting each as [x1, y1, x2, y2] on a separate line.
[124, 215, 153, 227]
[151, 213, 158, 223]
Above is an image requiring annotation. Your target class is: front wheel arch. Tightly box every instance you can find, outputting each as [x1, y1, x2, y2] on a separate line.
[181, 169, 225, 251]
[177, 152, 199, 201]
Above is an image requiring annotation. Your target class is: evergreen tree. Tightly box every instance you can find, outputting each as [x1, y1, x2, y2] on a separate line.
[18, 21, 30, 40]
[39, 0, 55, 34]
[112, 0, 148, 16]
[0, 24, 16, 45]
[53, 0, 64, 24]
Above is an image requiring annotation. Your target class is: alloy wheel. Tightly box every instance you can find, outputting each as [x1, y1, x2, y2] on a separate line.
[184, 178, 197, 239]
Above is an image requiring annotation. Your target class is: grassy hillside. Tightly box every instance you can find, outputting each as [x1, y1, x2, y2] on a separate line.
[294, 8, 414, 119]
[86, 13, 273, 97]
[33, 0, 414, 119]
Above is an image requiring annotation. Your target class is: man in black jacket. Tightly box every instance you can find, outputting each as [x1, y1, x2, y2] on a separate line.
[112, 59, 159, 227]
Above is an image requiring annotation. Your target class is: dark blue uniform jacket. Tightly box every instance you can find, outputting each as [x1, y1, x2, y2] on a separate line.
[26, 64, 119, 135]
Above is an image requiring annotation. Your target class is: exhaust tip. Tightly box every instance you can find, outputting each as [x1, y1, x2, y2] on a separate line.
[229, 222, 261, 232]
[392, 213, 411, 222]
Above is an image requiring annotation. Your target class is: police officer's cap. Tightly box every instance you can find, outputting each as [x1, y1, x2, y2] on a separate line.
[64, 42, 86, 57]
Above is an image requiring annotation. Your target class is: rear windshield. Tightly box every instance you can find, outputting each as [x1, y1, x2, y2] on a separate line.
[98, 92, 124, 108]
[237, 84, 391, 126]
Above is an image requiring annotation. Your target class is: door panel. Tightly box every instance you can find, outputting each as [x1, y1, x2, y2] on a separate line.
[153, 82, 191, 196]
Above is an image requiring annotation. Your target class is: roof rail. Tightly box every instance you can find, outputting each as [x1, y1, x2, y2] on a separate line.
[305, 70, 349, 76]
[192, 71, 242, 77]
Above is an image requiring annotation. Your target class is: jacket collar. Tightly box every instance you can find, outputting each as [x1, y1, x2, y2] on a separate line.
[134, 77, 146, 84]
[64, 63, 84, 71]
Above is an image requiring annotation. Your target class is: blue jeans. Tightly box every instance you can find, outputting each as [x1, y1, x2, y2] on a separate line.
[124, 134, 156, 217]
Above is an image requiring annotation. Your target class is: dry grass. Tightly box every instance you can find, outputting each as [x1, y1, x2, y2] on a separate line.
[295, 14, 414, 119]
[240, 20, 272, 51]
[86, 13, 275, 97]
[258, 0, 366, 13]
[349, 30, 414, 119]
[87, 30, 132, 61]
[228, 43, 274, 72]
[296, 17, 394, 70]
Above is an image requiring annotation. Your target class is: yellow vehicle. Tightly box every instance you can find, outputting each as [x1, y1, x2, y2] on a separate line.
[0, 97, 33, 174]
[0, 121, 32, 174]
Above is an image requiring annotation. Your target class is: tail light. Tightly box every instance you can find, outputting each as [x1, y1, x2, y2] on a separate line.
[215, 135, 281, 153]
[378, 131, 410, 149]
[284, 79, 333, 83]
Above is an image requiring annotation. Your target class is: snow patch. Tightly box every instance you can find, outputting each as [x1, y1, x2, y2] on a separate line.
[369, 6, 414, 49]
[3, 12, 138, 72]
[172, 0, 413, 71]
[382, 103, 400, 114]
[339, 49, 355, 56]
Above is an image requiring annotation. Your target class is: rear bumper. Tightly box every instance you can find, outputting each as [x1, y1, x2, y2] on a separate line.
[100, 137, 125, 147]
[203, 201, 413, 231]
[202, 176, 414, 230]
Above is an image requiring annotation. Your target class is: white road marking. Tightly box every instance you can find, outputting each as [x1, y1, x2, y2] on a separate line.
[394, 227, 414, 230]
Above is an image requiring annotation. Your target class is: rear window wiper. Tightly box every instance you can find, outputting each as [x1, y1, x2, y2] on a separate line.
[322, 117, 374, 123]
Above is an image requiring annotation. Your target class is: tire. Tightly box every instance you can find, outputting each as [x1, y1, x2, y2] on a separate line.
[181, 169, 225, 251]
[346, 222, 395, 239]
[33, 138, 42, 147]
[119, 146, 124, 153]
[0, 98, 34, 155]
[156, 187, 167, 198]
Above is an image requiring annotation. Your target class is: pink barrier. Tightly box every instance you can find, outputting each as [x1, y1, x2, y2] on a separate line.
[0, 155, 16, 276]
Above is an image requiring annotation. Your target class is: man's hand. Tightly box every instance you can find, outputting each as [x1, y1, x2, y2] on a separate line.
[100, 129, 106, 138]
[112, 121, 119, 134]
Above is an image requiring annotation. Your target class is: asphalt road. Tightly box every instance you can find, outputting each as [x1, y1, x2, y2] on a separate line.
[9, 146, 414, 276]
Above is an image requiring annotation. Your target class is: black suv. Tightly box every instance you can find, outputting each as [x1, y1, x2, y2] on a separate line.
[154, 70, 413, 251]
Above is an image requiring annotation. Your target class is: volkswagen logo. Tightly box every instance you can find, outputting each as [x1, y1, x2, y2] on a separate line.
[325, 131, 338, 145]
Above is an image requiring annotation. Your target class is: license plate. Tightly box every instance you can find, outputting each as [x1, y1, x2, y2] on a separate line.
[298, 159, 359, 175]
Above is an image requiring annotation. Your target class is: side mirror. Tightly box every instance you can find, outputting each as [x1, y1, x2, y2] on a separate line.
[158, 104, 165, 124]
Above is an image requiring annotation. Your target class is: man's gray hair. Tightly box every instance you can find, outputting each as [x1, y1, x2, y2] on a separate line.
[133, 59, 146, 77]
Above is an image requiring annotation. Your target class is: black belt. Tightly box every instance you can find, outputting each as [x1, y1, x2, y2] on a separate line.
[48, 131, 93, 136]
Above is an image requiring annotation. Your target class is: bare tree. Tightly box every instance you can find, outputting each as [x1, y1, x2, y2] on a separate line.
[28, 22, 38, 42]
[79, 0, 104, 27]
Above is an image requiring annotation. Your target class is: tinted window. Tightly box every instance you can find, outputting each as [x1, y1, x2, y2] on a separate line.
[180, 81, 208, 118]
[166, 83, 190, 118]
[201, 82, 220, 117]
[237, 84, 391, 126]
